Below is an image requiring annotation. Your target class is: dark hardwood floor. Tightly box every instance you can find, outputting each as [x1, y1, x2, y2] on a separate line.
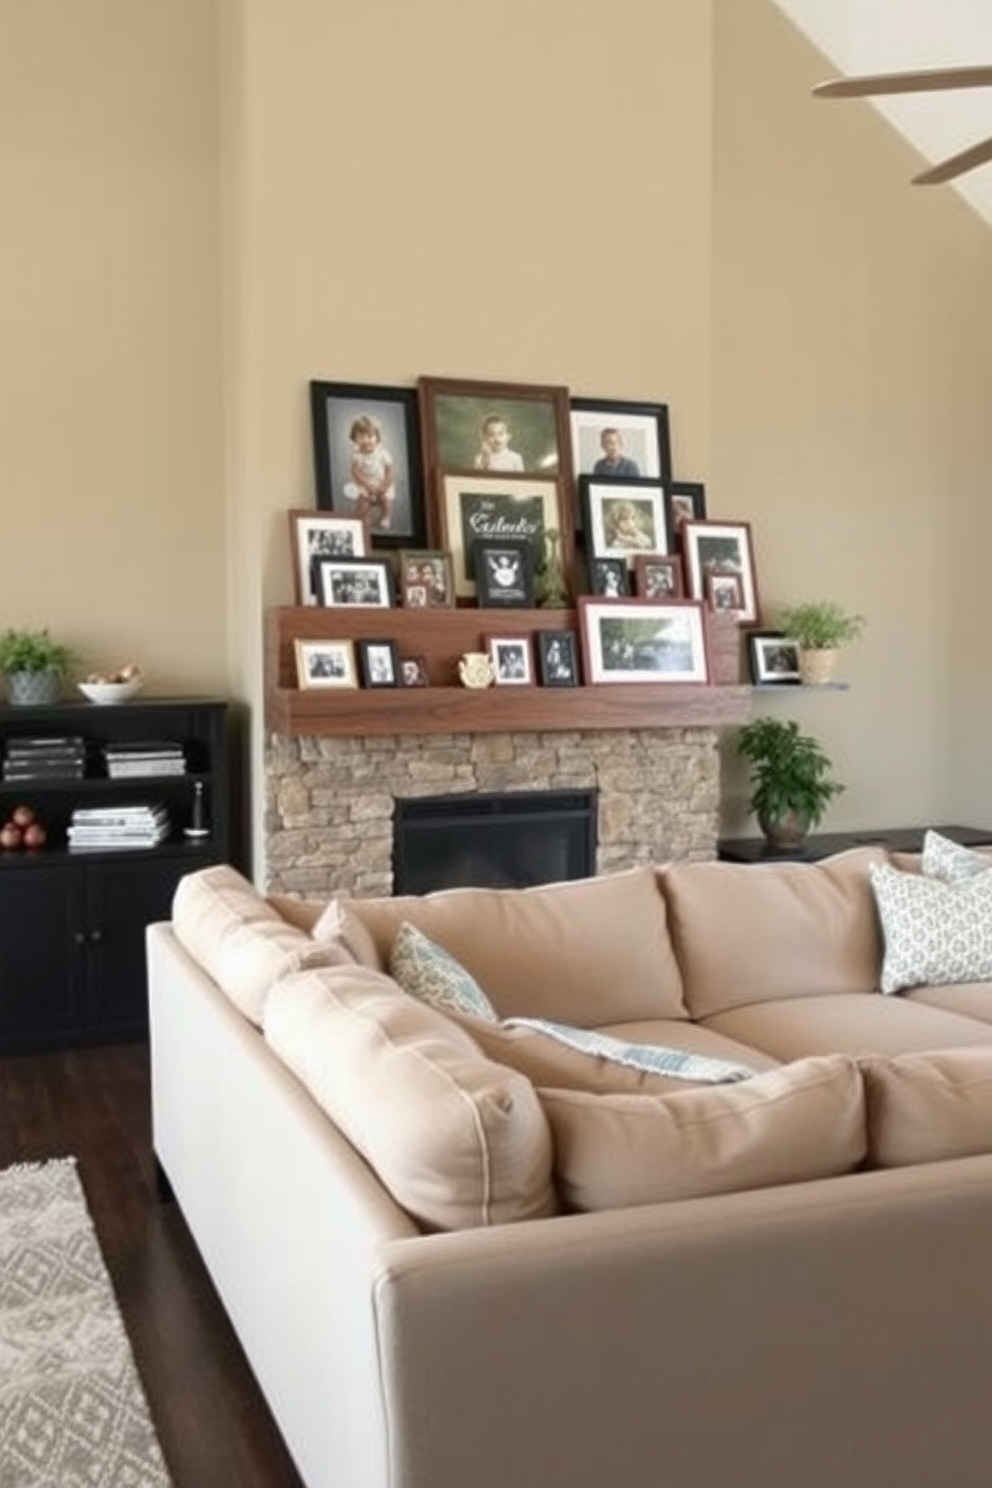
[0, 1041, 305, 1488]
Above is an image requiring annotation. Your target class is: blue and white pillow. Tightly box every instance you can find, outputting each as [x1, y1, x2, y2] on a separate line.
[921, 829, 992, 883]
[869, 860, 992, 994]
[389, 921, 498, 1022]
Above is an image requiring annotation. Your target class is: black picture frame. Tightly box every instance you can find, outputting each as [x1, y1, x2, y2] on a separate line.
[309, 380, 426, 549]
[537, 630, 580, 687]
[357, 638, 401, 688]
[314, 556, 394, 608]
[748, 630, 802, 685]
[579, 475, 670, 565]
[587, 556, 630, 598]
[472, 538, 536, 608]
[666, 480, 707, 548]
[569, 397, 673, 531]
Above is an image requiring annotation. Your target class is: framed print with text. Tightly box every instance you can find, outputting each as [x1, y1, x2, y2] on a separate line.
[434, 472, 570, 601]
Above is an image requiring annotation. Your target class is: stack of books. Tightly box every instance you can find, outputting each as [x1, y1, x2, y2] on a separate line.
[102, 741, 186, 779]
[67, 804, 171, 850]
[3, 735, 86, 782]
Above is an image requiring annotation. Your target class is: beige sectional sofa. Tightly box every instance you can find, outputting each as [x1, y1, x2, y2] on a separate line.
[147, 836, 992, 1488]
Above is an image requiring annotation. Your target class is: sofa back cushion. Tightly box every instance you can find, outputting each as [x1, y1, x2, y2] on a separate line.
[539, 1055, 865, 1211]
[862, 1048, 992, 1167]
[660, 848, 885, 1020]
[341, 866, 687, 1025]
[172, 865, 352, 1025]
[263, 965, 557, 1231]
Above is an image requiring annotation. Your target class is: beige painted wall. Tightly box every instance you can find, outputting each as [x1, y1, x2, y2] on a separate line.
[4, 0, 992, 870]
[0, 1, 227, 692]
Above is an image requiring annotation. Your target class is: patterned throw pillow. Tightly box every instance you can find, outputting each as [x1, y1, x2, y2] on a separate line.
[869, 861, 992, 994]
[389, 921, 498, 1022]
[921, 829, 992, 883]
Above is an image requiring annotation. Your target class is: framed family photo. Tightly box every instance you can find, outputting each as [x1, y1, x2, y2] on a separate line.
[486, 634, 534, 686]
[315, 556, 394, 609]
[634, 553, 684, 600]
[537, 630, 580, 687]
[577, 598, 710, 685]
[397, 549, 454, 609]
[473, 538, 535, 607]
[434, 472, 569, 601]
[580, 477, 669, 566]
[288, 509, 368, 606]
[681, 519, 760, 625]
[748, 631, 801, 685]
[357, 638, 401, 688]
[294, 638, 358, 690]
[419, 375, 573, 481]
[309, 380, 427, 548]
[569, 397, 672, 529]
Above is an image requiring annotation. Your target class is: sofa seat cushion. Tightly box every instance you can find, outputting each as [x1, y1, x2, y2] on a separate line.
[863, 1048, 992, 1167]
[907, 983, 992, 1026]
[342, 865, 687, 1025]
[263, 965, 556, 1231]
[172, 866, 353, 1025]
[659, 848, 885, 1020]
[704, 993, 992, 1062]
[869, 861, 992, 994]
[539, 1055, 865, 1212]
[446, 1013, 777, 1096]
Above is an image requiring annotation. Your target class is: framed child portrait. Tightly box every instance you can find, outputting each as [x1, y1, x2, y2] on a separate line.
[681, 519, 760, 625]
[537, 630, 580, 687]
[288, 509, 369, 606]
[293, 638, 359, 690]
[580, 477, 669, 566]
[587, 556, 629, 598]
[419, 375, 573, 482]
[569, 397, 672, 483]
[356, 638, 401, 688]
[309, 380, 427, 549]
[472, 538, 536, 608]
[486, 634, 534, 686]
[397, 549, 454, 609]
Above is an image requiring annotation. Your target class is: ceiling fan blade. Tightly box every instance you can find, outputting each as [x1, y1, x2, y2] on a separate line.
[814, 65, 992, 99]
[912, 133, 992, 184]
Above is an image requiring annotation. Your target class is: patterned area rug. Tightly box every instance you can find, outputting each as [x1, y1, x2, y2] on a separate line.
[0, 1157, 172, 1488]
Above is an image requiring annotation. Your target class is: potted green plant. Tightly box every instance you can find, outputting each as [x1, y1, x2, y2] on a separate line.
[736, 715, 845, 848]
[0, 627, 76, 706]
[777, 600, 865, 685]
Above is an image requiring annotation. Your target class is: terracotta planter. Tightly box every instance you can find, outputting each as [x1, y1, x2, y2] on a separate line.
[797, 648, 838, 686]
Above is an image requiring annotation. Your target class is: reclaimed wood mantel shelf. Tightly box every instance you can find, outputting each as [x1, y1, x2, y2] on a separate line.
[264, 605, 751, 738]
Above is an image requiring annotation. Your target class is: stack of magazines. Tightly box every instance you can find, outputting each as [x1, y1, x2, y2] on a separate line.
[67, 803, 171, 850]
[102, 740, 186, 779]
[3, 735, 86, 781]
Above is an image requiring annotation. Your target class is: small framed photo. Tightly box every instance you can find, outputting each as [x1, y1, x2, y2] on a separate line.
[569, 397, 672, 488]
[486, 634, 534, 686]
[634, 553, 683, 599]
[667, 481, 707, 546]
[681, 519, 760, 625]
[294, 638, 358, 690]
[580, 477, 669, 565]
[473, 538, 536, 607]
[588, 556, 629, 598]
[314, 556, 394, 609]
[420, 375, 573, 480]
[706, 570, 745, 615]
[309, 380, 426, 548]
[397, 549, 454, 609]
[357, 638, 401, 688]
[288, 509, 369, 606]
[400, 655, 431, 688]
[578, 598, 710, 685]
[434, 471, 571, 601]
[749, 631, 801, 685]
[537, 630, 580, 687]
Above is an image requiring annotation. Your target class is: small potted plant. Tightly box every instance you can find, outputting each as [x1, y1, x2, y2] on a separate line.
[0, 627, 77, 706]
[736, 715, 845, 848]
[777, 600, 865, 685]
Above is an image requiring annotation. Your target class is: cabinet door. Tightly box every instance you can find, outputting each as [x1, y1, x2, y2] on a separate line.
[0, 863, 79, 1051]
[81, 856, 185, 1038]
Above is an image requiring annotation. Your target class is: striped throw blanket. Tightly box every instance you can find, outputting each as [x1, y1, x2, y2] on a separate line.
[502, 1018, 757, 1084]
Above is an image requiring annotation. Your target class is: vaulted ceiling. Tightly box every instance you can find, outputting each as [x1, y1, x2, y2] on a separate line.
[770, 0, 992, 226]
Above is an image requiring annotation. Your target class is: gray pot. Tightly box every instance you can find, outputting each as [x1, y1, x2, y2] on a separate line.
[6, 669, 61, 706]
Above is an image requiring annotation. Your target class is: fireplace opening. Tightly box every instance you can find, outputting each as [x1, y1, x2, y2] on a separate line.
[393, 789, 598, 895]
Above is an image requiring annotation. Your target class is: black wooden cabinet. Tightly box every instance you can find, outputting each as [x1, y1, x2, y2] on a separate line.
[0, 697, 235, 1052]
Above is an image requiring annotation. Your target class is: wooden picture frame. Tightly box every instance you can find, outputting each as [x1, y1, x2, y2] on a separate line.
[633, 553, 684, 600]
[309, 380, 426, 548]
[577, 597, 710, 685]
[314, 556, 394, 609]
[433, 471, 569, 601]
[419, 374, 573, 482]
[587, 556, 630, 598]
[357, 638, 401, 688]
[293, 638, 359, 689]
[537, 630, 580, 687]
[705, 570, 745, 615]
[400, 655, 431, 688]
[288, 509, 369, 606]
[580, 476, 669, 565]
[472, 538, 536, 608]
[397, 549, 455, 609]
[569, 397, 672, 486]
[682, 519, 760, 625]
[748, 631, 802, 685]
[486, 633, 534, 686]
[667, 480, 707, 547]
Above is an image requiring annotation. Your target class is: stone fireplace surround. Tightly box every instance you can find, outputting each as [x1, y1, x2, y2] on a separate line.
[264, 726, 723, 899]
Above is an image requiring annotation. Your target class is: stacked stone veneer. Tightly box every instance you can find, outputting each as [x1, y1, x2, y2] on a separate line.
[265, 727, 721, 897]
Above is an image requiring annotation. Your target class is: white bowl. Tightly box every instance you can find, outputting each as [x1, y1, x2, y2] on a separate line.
[78, 678, 143, 705]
